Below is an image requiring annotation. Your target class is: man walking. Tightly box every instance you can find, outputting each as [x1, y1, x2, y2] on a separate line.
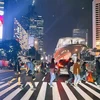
[95, 57, 100, 88]
[65, 58, 74, 85]
[20, 57, 36, 91]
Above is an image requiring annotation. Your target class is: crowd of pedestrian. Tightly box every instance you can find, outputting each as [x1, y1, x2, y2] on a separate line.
[7, 56, 100, 92]
[65, 57, 100, 88]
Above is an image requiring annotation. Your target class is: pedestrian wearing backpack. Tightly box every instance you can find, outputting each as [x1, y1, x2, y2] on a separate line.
[20, 57, 36, 91]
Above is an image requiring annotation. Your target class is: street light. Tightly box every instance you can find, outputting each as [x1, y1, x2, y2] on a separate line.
[35, 40, 38, 44]
[75, 49, 78, 52]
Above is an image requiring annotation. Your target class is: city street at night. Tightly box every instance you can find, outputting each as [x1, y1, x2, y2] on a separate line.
[0, 0, 100, 100]
[0, 70, 100, 100]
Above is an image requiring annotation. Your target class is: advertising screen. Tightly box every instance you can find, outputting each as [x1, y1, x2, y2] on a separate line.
[0, 15, 3, 39]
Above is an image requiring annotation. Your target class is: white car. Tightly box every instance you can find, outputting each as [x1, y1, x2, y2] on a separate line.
[59, 67, 69, 75]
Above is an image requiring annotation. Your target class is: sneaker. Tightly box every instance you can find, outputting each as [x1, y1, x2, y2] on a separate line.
[31, 88, 36, 91]
[65, 81, 68, 84]
[48, 83, 50, 86]
[85, 81, 88, 83]
[50, 85, 53, 88]
[33, 78, 36, 81]
[19, 86, 23, 89]
[48, 83, 53, 87]
[70, 83, 74, 86]
[78, 81, 81, 84]
[18, 82, 21, 86]
[74, 83, 78, 87]
[94, 82, 98, 86]
[8, 81, 11, 85]
[19, 85, 24, 89]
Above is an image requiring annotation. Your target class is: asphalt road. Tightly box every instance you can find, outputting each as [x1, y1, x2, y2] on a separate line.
[0, 70, 100, 100]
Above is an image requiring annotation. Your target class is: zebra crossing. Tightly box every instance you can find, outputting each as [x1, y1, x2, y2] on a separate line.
[0, 70, 13, 74]
[0, 80, 100, 100]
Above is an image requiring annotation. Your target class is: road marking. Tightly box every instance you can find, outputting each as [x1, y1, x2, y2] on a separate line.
[42, 77, 45, 81]
[0, 83, 9, 89]
[1, 76, 12, 81]
[61, 82, 77, 100]
[73, 85, 93, 100]
[0, 70, 13, 73]
[85, 81, 100, 90]
[36, 82, 47, 100]
[52, 82, 61, 100]
[3, 88, 22, 100]
[79, 82, 100, 99]
[21, 82, 39, 100]
[0, 83, 18, 96]
[0, 82, 4, 85]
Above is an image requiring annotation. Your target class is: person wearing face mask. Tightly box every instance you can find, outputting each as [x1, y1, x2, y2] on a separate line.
[73, 59, 81, 86]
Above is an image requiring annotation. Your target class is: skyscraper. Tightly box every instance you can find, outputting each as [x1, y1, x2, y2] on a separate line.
[19, 5, 44, 54]
[73, 29, 88, 45]
[14, 18, 28, 50]
[92, 0, 100, 49]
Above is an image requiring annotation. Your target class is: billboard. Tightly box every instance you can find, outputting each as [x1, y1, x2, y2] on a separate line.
[0, 15, 3, 40]
[0, 1, 4, 40]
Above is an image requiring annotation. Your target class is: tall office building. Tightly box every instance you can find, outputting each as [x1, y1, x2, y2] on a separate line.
[14, 18, 28, 50]
[92, 0, 100, 49]
[3, 0, 16, 40]
[73, 29, 88, 45]
[19, 5, 44, 54]
[29, 15, 44, 53]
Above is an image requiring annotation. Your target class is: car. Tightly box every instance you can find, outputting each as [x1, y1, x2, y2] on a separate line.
[57, 59, 69, 75]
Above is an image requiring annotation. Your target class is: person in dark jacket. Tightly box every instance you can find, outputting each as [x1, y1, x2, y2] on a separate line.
[80, 62, 87, 81]
[65, 58, 74, 85]
[48, 58, 56, 87]
[8, 58, 21, 85]
[95, 57, 100, 87]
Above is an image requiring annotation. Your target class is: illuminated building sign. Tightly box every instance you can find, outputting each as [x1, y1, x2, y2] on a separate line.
[0, 15, 3, 40]
[0, 1, 4, 40]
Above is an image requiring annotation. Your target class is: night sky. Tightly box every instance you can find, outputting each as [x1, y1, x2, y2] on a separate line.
[14, 0, 93, 55]
[34, 0, 93, 55]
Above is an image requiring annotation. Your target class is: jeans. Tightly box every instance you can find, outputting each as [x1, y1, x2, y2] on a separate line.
[67, 71, 74, 83]
[80, 73, 86, 81]
[96, 74, 100, 85]
[74, 74, 80, 85]
[50, 72, 55, 85]
[22, 75, 36, 88]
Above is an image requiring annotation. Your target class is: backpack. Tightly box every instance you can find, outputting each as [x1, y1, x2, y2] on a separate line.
[27, 62, 34, 75]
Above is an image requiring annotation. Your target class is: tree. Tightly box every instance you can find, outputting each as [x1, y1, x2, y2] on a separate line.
[28, 46, 36, 56]
[0, 40, 21, 60]
[27, 46, 41, 60]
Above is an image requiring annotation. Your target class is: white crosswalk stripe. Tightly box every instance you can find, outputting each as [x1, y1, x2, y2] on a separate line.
[52, 82, 61, 100]
[0, 82, 4, 85]
[21, 82, 39, 100]
[1, 76, 12, 81]
[0, 81, 100, 100]
[0, 83, 18, 96]
[85, 81, 100, 90]
[73, 85, 93, 100]
[0, 70, 13, 74]
[61, 82, 77, 100]
[79, 82, 100, 99]
[0, 83, 9, 89]
[3, 87, 22, 100]
[36, 82, 47, 100]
